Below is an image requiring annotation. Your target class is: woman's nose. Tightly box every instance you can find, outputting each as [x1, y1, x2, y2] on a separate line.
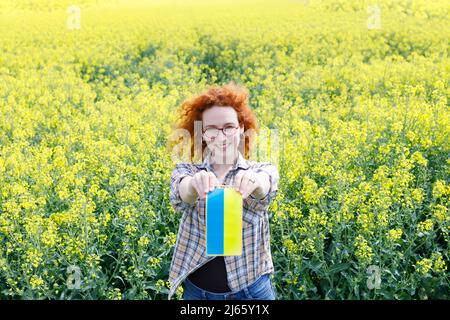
[215, 130, 228, 141]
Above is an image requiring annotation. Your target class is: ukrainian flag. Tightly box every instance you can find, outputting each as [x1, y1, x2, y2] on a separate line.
[206, 187, 243, 256]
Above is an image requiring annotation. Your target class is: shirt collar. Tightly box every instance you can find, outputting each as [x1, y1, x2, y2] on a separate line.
[197, 149, 250, 171]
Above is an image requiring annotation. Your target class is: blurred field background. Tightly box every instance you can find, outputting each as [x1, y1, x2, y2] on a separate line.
[0, 0, 449, 299]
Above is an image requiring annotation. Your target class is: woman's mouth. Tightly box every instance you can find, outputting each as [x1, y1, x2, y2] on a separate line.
[216, 143, 229, 150]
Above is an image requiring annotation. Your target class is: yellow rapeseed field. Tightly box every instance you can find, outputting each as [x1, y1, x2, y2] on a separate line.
[0, 0, 449, 299]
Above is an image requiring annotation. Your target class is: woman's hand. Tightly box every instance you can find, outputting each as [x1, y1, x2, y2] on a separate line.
[189, 170, 220, 199]
[234, 169, 270, 199]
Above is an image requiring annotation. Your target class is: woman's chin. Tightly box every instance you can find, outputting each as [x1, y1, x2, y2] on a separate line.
[214, 147, 235, 154]
[212, 148, 238, 161]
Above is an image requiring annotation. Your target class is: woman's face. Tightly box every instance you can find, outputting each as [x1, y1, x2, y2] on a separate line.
[202, 106, 244, 164]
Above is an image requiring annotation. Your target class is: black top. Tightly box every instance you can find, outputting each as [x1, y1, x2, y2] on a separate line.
[187, 256, 231, 293]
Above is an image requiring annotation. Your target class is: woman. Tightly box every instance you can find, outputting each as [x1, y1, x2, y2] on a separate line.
[167, 82, 280, 300]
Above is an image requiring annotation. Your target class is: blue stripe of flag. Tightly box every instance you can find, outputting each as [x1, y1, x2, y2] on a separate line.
[206, 188, 224, 255]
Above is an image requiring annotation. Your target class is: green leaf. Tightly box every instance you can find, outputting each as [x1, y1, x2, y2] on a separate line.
[327, 263, 351, 274]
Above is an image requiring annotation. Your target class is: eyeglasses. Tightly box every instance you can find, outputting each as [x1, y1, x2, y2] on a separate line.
[203, 125, 239, 140]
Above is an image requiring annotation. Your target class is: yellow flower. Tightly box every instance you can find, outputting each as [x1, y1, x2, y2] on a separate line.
[415, 258, 433, 275]
[432, 180, 448, 199]
[24, 215, 44, 238]
[96, 189, 109, 201]
[25, 248, 43, 268]
[406, 131, 418, 144]
[102, 212, 112, 227]
[165, 232, 177, 247]
[432, 204, 448, 222]
[431, 253, 447, 273]
[283, 239, 299, 254]
[354, 235, 373, 265]
[411, 151, 428, 167]
[138, 236, 150, 248]
[125, 224, 137, 236]
[41, 221, 58, 248]
[0, 258, 7, 271]
[30, 275, 45, 289]
[387, 228, 403, 242]
[175, 285, 184, 299]
[411, 188, 425, 205]
[57, 186, 70, 201]
[88, 184, 100, 196]
[417, 219, 433, 236]
[155, 279, 166, 292]
[107, 288, 122, 300]
[287, 275, 299, 285]
[301, 176, 325, 205]
[149, 257, 160, 268]
[300, 238, 315, 254]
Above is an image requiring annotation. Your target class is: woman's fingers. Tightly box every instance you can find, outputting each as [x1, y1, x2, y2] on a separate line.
[240, 172, 251, 198]
[208, 173, 219, 193]
[234, 170, 258, 199]
[190, 175, 202, 198]
[194, 170, 258, 199]
[234, 171, 244, 196]
[194, 174, 203, 199]
[190, 170, 225, 199]
[201, 171, 209, 196]
[191, 171, 205, 199]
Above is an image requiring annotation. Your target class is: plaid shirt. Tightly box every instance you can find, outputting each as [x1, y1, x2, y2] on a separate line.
[167, 150, 279, 300]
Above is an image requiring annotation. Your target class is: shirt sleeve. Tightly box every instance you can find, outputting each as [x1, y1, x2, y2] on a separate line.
[169, 163, 197, 213]
[244, 162, 280, 212]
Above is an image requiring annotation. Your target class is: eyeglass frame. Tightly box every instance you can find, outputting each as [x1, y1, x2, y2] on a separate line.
[202, 124, 241, 140]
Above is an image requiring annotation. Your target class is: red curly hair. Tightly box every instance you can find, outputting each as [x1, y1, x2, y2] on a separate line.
[171, 81, 258, 161]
